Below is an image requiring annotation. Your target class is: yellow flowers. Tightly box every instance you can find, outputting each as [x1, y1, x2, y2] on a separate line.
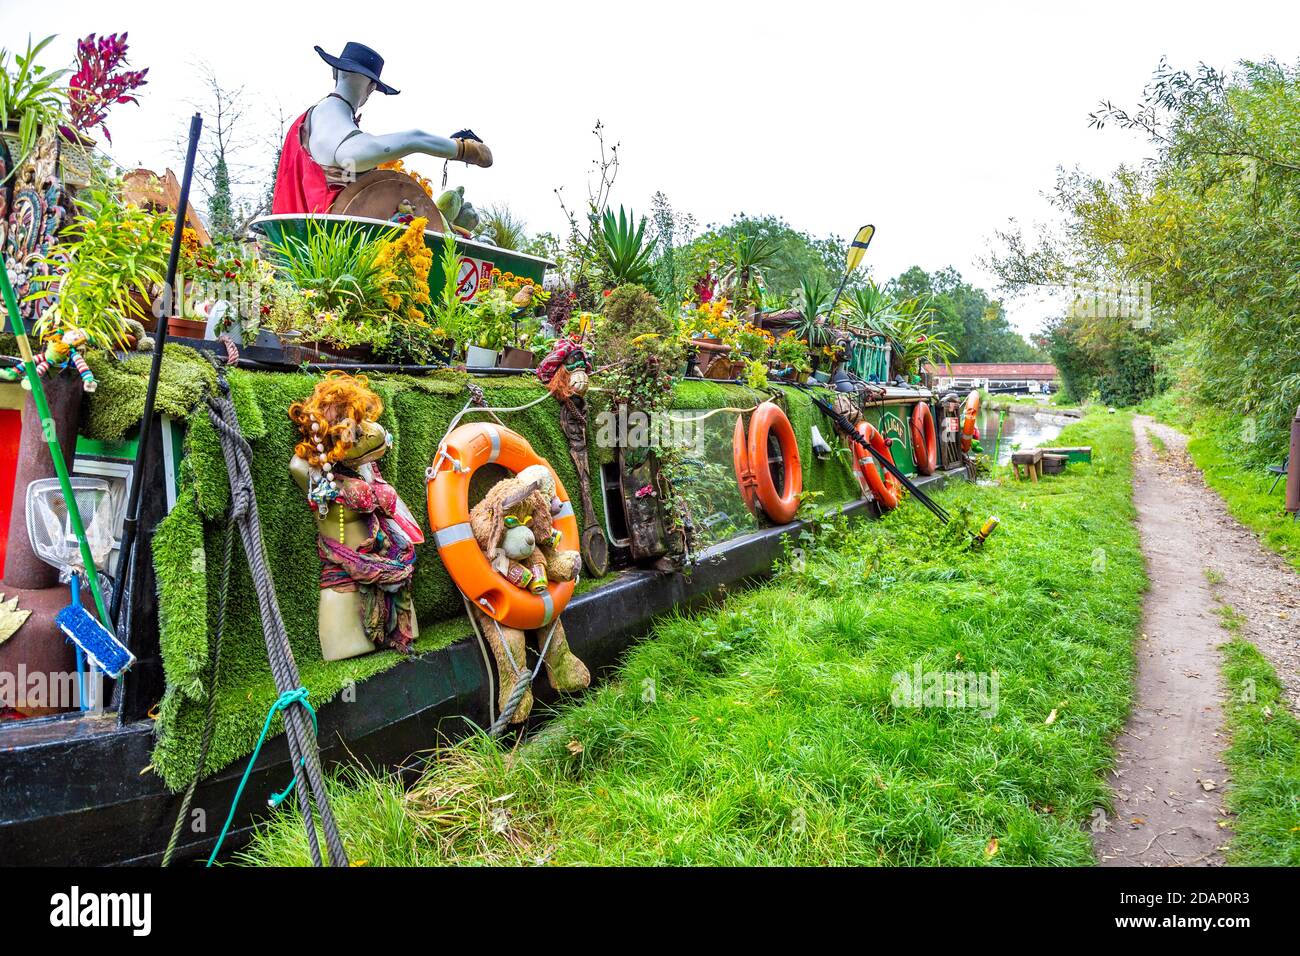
[376, 159, 436, 199]
[374, 218, 434, 321]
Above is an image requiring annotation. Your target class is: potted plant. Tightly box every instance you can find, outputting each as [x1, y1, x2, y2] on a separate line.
[880, 296, 957, 378]
[30, 180, 168, 347]
[772, 331, 813, 382]
[0, 35, 68, 179]
[462, 288, 514, 367]
[267, 216, 433, 361]
[681, 297, 742, 378]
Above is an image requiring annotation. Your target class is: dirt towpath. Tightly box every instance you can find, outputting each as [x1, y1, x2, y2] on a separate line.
[1092, 415, 1300, 866]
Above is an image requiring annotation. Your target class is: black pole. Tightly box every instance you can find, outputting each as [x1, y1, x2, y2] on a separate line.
[111, 113, 203, 627]
[809, 393, 950, 524]
[828, 270, 850, 316]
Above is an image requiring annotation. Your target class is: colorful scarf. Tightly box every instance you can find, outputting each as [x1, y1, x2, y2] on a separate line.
[315, 463, 424, 653]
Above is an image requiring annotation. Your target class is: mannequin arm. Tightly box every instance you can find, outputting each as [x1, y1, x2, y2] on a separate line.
[333, 130, 458, 172]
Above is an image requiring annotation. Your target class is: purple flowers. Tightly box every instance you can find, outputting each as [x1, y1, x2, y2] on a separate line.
[67, 32, 148, 144]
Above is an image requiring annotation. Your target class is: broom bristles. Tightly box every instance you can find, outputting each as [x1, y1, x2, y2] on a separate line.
[56, 606, 135, 679]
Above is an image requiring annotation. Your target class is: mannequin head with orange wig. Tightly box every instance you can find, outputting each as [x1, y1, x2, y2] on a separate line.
[288, 371, 388, 468]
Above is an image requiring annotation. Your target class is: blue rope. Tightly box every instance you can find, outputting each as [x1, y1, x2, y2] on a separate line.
[205, 688, 316, 867]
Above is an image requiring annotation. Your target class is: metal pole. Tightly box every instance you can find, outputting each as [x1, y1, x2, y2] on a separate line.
[110, 113, 202, 627]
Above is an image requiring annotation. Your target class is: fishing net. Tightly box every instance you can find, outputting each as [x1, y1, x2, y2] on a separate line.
[23, 477, 119, 575]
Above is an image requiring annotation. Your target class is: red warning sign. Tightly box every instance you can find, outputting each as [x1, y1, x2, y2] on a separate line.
[456, 257, 480, 301]
[454, 256, 497, 301]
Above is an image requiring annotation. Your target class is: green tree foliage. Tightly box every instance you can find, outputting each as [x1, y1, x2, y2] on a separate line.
[679, 214, 854, 300]
[885, 265, 1043, 364]
[208, 154, 235, 240]
[989, 59, 1300, 458]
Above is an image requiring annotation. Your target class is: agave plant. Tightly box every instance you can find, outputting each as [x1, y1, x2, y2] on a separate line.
[480, 203, 528, 251]
[845, 280, 897, 334]
[882, 295, 957, 377]
[720, 231, 778, 309]
[791, 274, 835, 347]
[0, 35, 69, 180]
[593, 205, 657, 288]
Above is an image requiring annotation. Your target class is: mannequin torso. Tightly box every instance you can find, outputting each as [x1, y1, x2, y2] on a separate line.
[306, 72, 462, 178]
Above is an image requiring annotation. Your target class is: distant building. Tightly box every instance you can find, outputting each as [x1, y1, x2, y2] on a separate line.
[924, 362, 1060, 393]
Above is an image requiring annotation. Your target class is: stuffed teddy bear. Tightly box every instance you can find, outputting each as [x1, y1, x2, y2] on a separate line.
[468, 462, 589, 723]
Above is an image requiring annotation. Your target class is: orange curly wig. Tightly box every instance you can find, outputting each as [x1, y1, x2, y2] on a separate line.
[288, 371, 384, 468]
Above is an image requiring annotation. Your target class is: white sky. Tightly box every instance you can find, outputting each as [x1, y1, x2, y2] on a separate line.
[4, 0, 1297, 337]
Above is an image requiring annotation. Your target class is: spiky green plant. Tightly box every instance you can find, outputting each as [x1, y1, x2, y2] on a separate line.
[594, 205, 657, 288]
[0, 35, 68, 182]
[845, 280, 897, 334]
[265, 218, 393, 322]
[882, 295, 957, 376]
[721, 231, 778, 309]
[791, 274, 835, 347]
[480, 204, 528, 251]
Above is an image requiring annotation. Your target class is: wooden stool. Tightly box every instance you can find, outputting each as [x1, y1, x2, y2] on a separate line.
[1012, 448, 1043, 482]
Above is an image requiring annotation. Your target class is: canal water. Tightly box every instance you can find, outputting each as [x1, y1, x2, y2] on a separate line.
[977, 403, 1070, 464]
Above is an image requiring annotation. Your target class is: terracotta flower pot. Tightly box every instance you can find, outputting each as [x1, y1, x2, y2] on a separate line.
[691, 337, 733, 378]
[166, 317, 209, 339]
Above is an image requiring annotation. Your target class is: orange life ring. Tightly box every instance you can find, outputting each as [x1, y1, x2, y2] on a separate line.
[853, 421, 901, 510]
[911, 402, 938, 476]
[427, 422, 578, 630]
[960, 390, 981, 452]
[733, 401, 803, 524]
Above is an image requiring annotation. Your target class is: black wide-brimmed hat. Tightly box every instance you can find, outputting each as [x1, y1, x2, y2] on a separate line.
[314, 42, 399, 95]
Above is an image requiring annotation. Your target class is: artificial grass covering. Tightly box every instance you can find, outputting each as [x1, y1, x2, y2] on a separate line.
[83, 346, 217, 442]
[239, 412, 1148, 866]
[117, 351, 864, 791]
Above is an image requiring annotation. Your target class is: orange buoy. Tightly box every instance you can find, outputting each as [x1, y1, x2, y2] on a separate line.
[733, 401, 803, 524]
[960, 390, 981, 452]
[427, 422, 578, 630]
[911, 401, 938, 475]
[853, 421, 902, 510]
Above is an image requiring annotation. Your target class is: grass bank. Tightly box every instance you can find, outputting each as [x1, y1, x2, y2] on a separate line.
[1141, 390, 1300, 573]
[1214, 605, 1300, 866]
[238, 412, 1145, 866]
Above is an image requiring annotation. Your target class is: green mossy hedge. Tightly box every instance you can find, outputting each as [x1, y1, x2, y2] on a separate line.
[76, 348, 867, 790]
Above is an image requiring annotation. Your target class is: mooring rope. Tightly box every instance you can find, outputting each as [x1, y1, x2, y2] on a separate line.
[664, 402, 763, 424]
[483, 614, 563, 738]
[201, 364, 347, 867]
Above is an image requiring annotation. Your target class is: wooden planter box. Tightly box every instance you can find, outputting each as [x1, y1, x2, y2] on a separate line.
[498, 345, 536, 369]
[166, 317, 209, 339]
[1043, 445, 1092, 464]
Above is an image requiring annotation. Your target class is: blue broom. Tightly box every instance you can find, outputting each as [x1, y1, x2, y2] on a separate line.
[56, 572, 134, 679]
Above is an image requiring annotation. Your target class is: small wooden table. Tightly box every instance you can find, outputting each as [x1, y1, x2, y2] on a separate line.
[1012, 448, 1043, 482]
